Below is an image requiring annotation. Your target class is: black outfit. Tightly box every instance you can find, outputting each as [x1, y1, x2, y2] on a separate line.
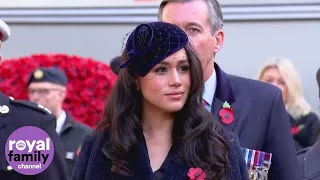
[0, 92, 70, 180]
[72, 129, 249, 180]
[290, 112, 320, 150]
[59, 113, 92, 177]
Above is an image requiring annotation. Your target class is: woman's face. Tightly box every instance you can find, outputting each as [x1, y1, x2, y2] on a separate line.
[260, 67, 288, 103]
[138, 48, 191, 113]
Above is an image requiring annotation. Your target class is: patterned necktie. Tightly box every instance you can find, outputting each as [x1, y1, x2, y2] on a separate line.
[202, 99, 211, 112]
[202, 99, 209, 107]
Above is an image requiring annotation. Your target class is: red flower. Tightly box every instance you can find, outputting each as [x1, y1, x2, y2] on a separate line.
[291, 125, 305, 135]
[0, 54, 117, 128]
[187, 167, 206, 180]
[219, 101, 234, 124]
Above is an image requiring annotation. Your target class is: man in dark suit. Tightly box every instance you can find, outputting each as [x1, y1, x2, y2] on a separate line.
[0, 19, 69, 180]
[158, 0, 299, 179]
[27, 67, 92, 177]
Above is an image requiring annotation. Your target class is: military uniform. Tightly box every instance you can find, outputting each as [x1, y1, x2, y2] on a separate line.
[0, 93, 70, 180]
[59, 114, 92, 177]
[0, 19, 69, 180]
[28, 67, 93, 177]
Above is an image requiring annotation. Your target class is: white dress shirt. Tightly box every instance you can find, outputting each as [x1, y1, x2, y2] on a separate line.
[56, 110, 66, 134]
[202, 70, 217, 112]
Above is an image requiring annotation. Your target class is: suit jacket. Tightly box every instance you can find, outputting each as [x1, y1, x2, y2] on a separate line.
[72, 129, 249, 180]
[211, 63, 299, 180]
[0, 92, 70, 180]
[59, 113, 92, 178]
[297, 140, 320, 180]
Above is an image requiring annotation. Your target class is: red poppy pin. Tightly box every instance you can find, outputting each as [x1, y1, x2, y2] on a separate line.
[187, 167, 206, 180]
[76, 145, 82, 156]
[219, 101, 234, 124]
[291, 124, 305, 135]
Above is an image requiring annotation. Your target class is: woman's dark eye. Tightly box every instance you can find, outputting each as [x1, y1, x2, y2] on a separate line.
[155, 67, 167, 74]
[179, 65, 190, 72]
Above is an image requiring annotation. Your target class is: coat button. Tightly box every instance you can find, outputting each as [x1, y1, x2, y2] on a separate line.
[7, 165, 12, 171]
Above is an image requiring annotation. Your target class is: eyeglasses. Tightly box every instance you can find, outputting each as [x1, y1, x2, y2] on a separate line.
[28, 88, 63, 96]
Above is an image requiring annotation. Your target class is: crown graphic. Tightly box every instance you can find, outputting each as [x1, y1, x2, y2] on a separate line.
[16, 142, 25, 148]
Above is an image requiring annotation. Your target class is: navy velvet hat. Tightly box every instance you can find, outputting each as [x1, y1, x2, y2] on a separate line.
[28, 67, 68, 87]
[119, 22, 189, 77]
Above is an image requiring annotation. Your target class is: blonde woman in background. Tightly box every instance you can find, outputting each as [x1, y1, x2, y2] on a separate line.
[257, 57, 320, 150]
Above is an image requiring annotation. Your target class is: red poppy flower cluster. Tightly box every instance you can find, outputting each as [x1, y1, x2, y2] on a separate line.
[0, 53, 117, 128]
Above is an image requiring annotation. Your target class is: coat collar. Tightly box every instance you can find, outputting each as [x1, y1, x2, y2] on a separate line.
[213, 63, 235, 104]
[211, 63, 238, 132]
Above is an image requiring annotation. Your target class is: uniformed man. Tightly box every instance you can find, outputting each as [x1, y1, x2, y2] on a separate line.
[0, 19, 70, 179]
[27, 67, 92, 177]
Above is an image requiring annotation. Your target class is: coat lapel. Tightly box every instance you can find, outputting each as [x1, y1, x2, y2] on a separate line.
[162, 152, 189, 180]
[99, 133, 189, 180]
[133, 137, 155, 179]
[133, 138, 189, 180]
[211, 63, 238, 132]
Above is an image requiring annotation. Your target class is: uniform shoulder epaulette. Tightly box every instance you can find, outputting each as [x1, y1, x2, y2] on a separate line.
[9, 97, 52, 115]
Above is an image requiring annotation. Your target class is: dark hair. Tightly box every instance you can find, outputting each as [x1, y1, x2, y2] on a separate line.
[97, 45, 229, 179]
[110, 56, 122, 75]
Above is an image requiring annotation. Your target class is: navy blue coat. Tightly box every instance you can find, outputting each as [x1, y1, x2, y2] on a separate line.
[212, 63, 299, 180]
[72, 129, 249, 180]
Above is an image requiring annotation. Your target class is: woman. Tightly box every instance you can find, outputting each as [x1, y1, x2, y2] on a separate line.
[257, 57, 320, 150]
[73, 22, 249, 180]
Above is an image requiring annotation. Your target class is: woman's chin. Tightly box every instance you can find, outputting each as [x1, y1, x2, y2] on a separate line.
[162, 103, 185, 113]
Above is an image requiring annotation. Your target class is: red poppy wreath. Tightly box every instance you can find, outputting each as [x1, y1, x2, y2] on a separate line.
[0, 53, 117, 128]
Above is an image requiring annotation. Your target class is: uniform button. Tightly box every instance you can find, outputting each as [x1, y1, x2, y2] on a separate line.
[7, 165, 12, 171]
